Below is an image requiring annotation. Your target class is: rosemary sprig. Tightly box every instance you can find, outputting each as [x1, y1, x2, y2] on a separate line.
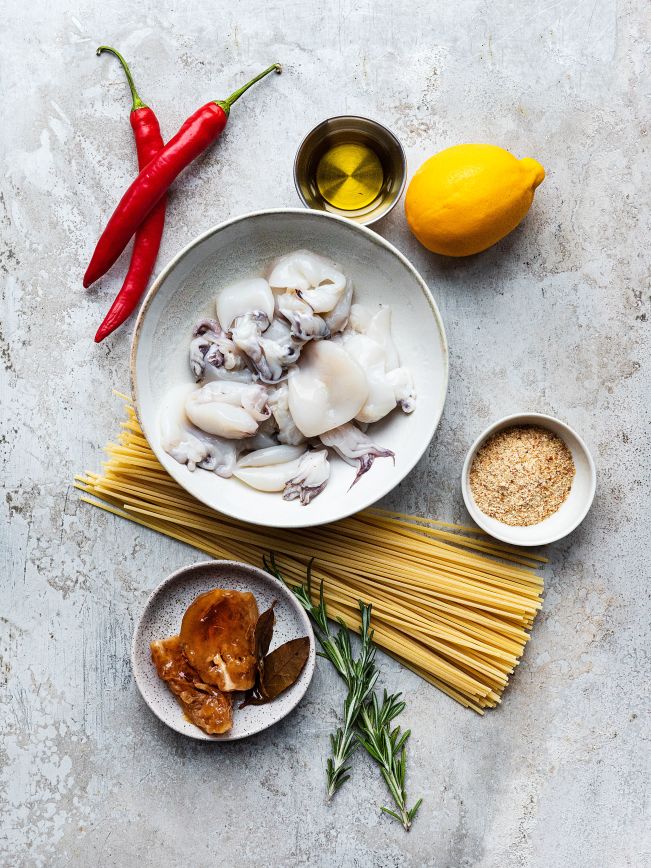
[265, 555, 378, 799]
[265, 555, 422, 829]
[357, 691, 423, 831]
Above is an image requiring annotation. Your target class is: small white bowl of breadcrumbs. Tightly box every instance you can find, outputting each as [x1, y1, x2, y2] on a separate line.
[462, 413, 596, 546]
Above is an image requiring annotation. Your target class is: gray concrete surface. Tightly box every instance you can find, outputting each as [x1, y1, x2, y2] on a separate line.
[1, 1, 649, 866]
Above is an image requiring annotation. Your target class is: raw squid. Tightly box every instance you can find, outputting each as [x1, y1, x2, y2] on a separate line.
[275, 291, 330, 342]
[185, 381, 270, 439]
[268, 250, 346, 309]
[343, 332, 416, 422]
[203, 363, 255, 385]
[320, 422, 394, 487]
[160, 384, 239, 476]
[268, 383, 306, 445]
[345, 305, 416, 416]
[216, 277, 274, 331]
[343, 333, 400, 423]
[230, 311, 270, 376]
[348, 303, 372, 334]
[233, 457, 303, 492]
[189, 319, 247, 381]
[233, 446, 329, 504]
[232, 314, 300, 383]
[236, 444, 306, 467]
[241, 421, 280, 452]
[176, 250, 415, 505]
[364, 306, 400, 372]
[387, 368, 416, 413]
[283, 450, 331, 504]
[324, 278, 353, 333]
[288, 340, 368, 438]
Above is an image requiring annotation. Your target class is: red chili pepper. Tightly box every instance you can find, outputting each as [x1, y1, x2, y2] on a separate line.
[94, 47, 167, 343]
[84, 62, 281, 289]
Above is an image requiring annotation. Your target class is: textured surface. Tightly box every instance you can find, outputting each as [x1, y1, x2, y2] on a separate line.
[1, 1, 649, 866]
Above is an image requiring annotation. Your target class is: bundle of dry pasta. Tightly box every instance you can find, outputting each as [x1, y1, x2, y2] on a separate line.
[75, 400, 545, 713]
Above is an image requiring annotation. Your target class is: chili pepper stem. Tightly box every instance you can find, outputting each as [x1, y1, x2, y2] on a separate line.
[216, 63, 282, 114]
[97, 45, 146, 111]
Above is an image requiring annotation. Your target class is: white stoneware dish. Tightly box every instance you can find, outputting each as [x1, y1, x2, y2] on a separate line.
[131, 560, 316, 741]
[461, 413, 597, 546]
[131, 208, 448, 529]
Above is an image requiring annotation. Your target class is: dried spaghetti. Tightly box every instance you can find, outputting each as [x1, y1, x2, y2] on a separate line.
[75, 399, 545, 713]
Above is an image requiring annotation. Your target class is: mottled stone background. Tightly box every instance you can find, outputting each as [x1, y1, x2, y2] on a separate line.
[1, 1, 649, 866]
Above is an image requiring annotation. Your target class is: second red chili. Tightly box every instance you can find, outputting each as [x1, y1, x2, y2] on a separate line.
[94, 46, 167, 342]
[84, 61, 281, 289]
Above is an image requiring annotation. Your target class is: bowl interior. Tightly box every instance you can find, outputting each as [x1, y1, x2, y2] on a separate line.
[462, 414, 596, 546]
[131, 560, 316, 741]
[132, 209, 448, 528]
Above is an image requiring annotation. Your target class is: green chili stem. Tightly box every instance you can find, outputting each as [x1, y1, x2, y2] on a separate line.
[97, 45, 146, 111]
[216, 63, 282, 114]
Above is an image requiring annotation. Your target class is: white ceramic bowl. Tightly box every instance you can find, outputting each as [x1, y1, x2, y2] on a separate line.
[131, 208, 448, 529]
[461, 413, 596, 546]
[131, 560, 316, 741]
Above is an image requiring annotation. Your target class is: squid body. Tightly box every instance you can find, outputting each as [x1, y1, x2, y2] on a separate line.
[162, 250, 416, 504]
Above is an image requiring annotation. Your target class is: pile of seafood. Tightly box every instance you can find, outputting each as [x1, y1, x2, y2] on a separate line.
[160, 250, 415, 505]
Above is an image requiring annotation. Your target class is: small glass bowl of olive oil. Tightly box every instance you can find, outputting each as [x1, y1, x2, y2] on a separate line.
[293, 116, 407, 226]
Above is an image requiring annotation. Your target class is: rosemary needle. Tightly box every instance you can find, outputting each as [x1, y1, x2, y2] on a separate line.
[266, 555, 422, 829]
[358, 691, 423, 830]
[266, 555, 377, 797]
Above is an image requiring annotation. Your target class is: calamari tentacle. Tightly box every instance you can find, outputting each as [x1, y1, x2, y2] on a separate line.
[190, 318, 247, 381]
[283, 449, 330, 505]
[319, 422, 394, 487]
[275, 291, 330, 342]
[231, 310, 298, 383]
[160, 384, 240, 476]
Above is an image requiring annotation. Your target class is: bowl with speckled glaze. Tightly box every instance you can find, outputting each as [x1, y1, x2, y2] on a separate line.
[131, 208, 448, 529]
[131, 560, 316, 741]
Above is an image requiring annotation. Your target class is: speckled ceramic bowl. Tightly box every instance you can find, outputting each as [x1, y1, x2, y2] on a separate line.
[131, 560, 316, 741]
[131, 208, 448, 529]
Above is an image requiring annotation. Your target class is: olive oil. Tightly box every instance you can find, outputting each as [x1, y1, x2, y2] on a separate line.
[294, 116, 407, 225]
[315, 142, 384, 211]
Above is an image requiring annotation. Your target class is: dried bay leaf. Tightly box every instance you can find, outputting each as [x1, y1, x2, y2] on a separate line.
[238, 603, 277, 708]
[239, 636, 310, 708]
[255, 603, 276, 662]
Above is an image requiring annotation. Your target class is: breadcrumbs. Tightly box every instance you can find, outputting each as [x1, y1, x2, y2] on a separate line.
[469, 425, 575, 526]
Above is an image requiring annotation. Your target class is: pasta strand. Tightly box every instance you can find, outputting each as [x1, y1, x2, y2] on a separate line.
[75, 402, 546, 712]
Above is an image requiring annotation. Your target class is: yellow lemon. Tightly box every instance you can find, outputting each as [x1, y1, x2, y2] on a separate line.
[404, 144, 545, 257]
